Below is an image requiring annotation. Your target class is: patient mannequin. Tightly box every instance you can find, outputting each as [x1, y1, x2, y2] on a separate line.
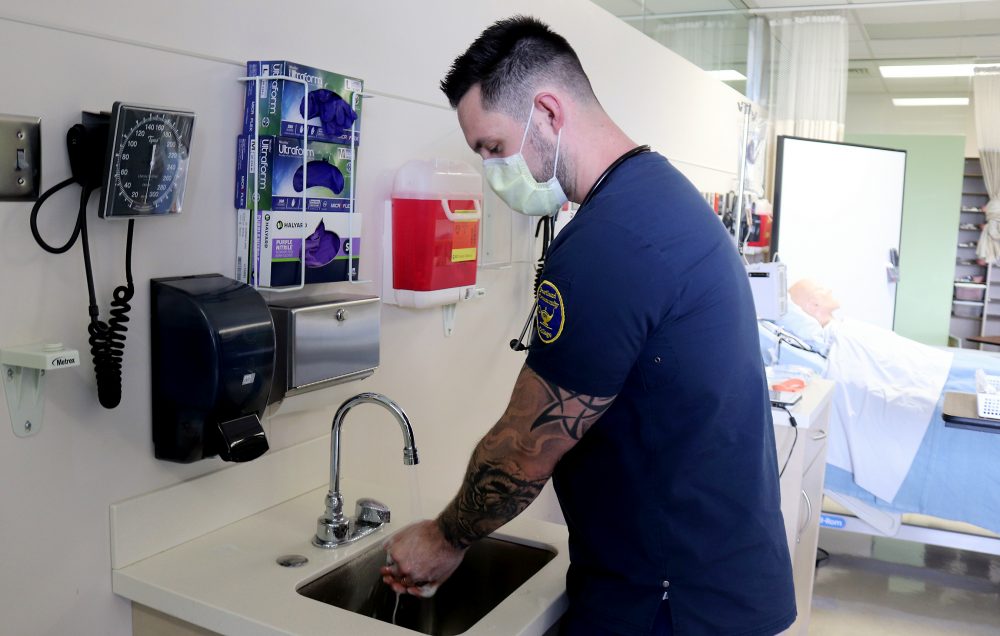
[789, 279, 841, 327]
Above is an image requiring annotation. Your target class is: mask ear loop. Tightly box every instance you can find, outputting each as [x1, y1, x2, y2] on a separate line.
[517, 101, 536, 154]
[550, 127, 563, 180]
[521, 100, 564, 181]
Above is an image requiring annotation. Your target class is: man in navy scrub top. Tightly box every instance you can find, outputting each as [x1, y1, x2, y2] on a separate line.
[381, 15, 796, 636]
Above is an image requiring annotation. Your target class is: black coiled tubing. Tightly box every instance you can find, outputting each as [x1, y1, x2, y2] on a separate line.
[30, 179, 134, 409]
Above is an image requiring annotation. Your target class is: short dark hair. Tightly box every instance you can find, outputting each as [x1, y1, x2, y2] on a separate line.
[440, 15, 596, 115]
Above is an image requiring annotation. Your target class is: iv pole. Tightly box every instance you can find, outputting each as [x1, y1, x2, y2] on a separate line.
[734, 101, 753, 254]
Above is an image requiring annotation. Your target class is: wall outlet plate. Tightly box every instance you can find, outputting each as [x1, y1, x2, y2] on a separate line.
[0, 114, 41, 201]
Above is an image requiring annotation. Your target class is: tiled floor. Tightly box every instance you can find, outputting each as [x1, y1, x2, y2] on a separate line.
[809, 535, 1000, 635]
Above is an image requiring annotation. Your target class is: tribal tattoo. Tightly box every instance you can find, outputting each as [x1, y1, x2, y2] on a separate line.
[529, 381, 613, 439]
[437, 366, 615, 549]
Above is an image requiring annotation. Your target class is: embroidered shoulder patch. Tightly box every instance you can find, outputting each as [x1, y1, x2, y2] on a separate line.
[535, 280, 566, 344]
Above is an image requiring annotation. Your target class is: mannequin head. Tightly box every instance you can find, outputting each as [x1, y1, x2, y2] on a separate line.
[789, 279, 840, 327]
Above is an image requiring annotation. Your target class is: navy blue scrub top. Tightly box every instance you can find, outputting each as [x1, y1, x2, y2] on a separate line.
[526, 152, 796, 636]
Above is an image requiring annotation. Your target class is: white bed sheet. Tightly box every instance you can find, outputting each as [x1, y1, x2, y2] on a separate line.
[824, 319, 952, 502]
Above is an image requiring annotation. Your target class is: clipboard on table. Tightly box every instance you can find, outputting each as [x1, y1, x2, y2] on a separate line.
[942, 392, 1000, 434]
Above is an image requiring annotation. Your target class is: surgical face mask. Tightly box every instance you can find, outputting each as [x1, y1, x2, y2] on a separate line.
[483, 103, 568, 217]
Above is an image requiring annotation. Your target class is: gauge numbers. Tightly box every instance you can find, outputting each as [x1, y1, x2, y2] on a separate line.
[101, 103, 195, 219]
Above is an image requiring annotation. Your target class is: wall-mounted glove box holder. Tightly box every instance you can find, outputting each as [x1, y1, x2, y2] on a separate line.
[267, 295, 379, 404]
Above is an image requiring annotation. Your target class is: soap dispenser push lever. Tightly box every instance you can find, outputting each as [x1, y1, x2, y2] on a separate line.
[314, 393, 418, 548]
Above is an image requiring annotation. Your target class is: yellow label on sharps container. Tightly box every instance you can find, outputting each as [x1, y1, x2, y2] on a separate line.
[536, 280, 566, 344]
[450, 208, 478, 263]
[451, 247, 477, 263]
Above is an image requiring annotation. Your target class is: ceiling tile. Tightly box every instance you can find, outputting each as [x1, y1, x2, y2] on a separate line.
[643, 0, 741, 13]
[753, 0, 842, 7]
[866, 19, 1000, 39]
[858, 4, 961, 24]
[849, 40, 873, 59]
[589, 0, 645, 16]
[869, 37, 965, 58]
[847, 75, 888, 94]
[962, 33, 1000, 56]
[961, 1, 1000, 21]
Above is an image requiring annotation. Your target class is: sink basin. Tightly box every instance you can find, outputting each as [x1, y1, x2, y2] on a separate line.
[298, 536, 557, 635]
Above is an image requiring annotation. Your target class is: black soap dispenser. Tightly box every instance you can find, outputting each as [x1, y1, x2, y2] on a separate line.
[151, 274, 275, 463]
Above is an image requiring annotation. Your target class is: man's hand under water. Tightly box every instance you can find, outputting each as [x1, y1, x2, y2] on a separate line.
[382, 366, 613, 597]
[381, 519, 466, 597]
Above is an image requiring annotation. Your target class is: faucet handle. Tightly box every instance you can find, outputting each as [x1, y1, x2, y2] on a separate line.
[355, 498, 390, 526]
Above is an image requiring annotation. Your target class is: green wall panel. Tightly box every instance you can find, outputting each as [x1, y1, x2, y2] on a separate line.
[845, 134, 965, 345]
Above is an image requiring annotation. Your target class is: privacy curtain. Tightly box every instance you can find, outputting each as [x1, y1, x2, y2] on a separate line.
[653, 16, 767, 198]
[767, 13, 849, 142]
[764, 13, 849, 199]
[974, 66, 1000, 264]
[652, 16, 746, 74]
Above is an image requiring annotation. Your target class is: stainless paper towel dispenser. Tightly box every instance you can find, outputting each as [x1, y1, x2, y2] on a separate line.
[151, 274, 275, 463]
[268, 295, 380, 403]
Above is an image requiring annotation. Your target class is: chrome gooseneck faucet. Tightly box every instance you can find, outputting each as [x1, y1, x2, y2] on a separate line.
[313, 392, 418, 548]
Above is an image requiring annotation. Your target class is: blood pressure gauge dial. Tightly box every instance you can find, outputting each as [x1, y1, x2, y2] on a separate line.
[99, 103, 196, 219]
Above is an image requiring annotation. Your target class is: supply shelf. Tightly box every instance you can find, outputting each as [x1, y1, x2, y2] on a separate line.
[950, 157, 996, 349]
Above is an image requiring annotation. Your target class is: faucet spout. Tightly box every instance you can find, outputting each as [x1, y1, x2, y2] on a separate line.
[314, 392, 418, 548]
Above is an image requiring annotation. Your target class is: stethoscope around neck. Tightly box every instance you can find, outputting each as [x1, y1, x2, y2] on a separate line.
[508, 144, 651, 352]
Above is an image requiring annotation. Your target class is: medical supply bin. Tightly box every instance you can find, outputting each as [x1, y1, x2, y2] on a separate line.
[954, 283, 986, 302]
[953, 302, 984, 319]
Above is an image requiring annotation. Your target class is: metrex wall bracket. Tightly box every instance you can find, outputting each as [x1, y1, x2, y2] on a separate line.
[1, 343, 80, 437]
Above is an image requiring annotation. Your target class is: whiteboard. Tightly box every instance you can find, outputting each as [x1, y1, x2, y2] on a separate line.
[772, 136, 906, 330]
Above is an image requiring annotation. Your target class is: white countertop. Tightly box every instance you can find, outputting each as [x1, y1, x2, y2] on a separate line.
[771, 378, 834, 430]
[112, 479, 569, 636]
[111, 379, 829, 636]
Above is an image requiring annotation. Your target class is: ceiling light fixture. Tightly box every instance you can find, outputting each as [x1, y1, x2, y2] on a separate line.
[892, 97, 969, 106]
[879, 64, 975, 78]
[706, 69, 747, 81]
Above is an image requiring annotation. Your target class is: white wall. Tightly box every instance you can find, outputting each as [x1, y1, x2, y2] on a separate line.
[0, 2, 744, 634]
[846, 93, 978, 156]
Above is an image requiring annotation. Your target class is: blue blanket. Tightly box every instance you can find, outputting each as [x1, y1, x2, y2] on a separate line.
[825, 348, 1000, 534]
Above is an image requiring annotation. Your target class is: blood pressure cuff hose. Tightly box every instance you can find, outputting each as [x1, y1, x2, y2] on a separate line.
[293, 160, 345, 194]
[299, 89, 358, 138]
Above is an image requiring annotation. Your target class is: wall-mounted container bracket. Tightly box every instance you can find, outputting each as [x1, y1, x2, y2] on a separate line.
[1, 343, 80, 437]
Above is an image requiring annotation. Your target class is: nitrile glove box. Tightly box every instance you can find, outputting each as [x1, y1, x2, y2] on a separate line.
[244, 60, 363, 145]
[235, 135, 354, 213]
[233, 134, 272, 211]
[251, 209, 361, 287]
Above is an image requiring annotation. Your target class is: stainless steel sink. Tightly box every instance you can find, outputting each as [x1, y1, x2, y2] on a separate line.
[297, 536, 557, 635]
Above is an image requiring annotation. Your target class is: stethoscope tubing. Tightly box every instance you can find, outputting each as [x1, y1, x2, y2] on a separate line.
[509, 144, 651, 353]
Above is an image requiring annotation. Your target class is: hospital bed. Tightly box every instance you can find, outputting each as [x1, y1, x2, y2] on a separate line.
[760, 321, 1000, 557]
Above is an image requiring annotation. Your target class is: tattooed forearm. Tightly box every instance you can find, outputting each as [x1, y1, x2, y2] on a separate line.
[530, 380, 614, 439]
[438, 452, 548, 549]
[436, 366, 615, 550]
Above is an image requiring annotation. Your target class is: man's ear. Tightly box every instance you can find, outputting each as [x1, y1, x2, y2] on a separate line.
[534, 92, 565, 134]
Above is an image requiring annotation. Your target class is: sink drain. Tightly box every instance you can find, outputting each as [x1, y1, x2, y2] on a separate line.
[276, 554, 309, 568]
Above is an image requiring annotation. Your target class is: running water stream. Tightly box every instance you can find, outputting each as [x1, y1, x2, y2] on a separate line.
[390, 465, 422, 626]
[406, 464, 423, 519]
[392, 591, 401, 625]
